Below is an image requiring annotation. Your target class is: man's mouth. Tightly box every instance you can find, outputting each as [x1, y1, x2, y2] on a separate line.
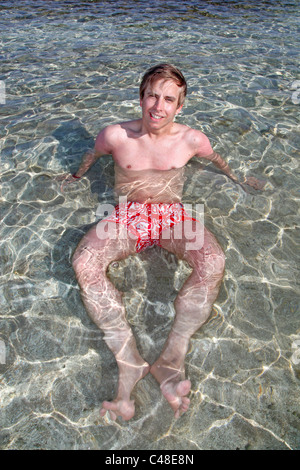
[150, 112, 164, 121]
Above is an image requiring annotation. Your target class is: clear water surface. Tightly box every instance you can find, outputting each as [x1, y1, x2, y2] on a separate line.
[0, 0, 299, 450]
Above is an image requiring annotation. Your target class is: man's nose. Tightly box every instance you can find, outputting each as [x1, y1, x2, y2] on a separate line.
[154, 96, 164, 110]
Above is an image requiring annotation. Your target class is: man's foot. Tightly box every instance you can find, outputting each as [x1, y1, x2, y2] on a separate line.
[150, 363, 191, 418]
[100, 361, 150, 421]
[100, 398, 136, 421]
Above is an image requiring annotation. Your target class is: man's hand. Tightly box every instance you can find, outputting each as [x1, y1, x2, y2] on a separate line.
[55, 173, 81, 192]
[243, 176, 266, 191]
[199, 151, 266, 192]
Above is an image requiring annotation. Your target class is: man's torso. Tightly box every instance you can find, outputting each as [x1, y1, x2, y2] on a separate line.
[109, 119, 196, 203]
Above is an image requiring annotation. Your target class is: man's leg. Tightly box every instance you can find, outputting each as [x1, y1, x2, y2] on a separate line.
[72, 221, 149, 421]
[151, 221, 225, 418]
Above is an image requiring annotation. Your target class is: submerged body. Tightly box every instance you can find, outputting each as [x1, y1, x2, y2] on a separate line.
[114, 162, 185, 203]
[73, 160, 225, 420]
[68, 67, 264, 421]
[108, 164, 197, 252]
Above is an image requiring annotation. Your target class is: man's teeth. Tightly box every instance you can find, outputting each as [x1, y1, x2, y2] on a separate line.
[151, 113, 162, 119]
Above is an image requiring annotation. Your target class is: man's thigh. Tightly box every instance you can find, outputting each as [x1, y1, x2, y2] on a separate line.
[159, 221, 223, 266]
[73, 220, 137, 266]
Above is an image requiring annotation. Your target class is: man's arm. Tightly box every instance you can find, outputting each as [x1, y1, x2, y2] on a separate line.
[59, 125, 115, 188]
[192, 130, 265, 191]
[71, 148, 101, 179]
[202, 150, 241, 184]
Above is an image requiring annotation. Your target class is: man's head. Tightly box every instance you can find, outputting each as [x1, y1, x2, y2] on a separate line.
[139, 63, 187, 109]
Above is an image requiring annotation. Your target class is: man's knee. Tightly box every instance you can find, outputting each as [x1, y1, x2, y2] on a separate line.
[71, 244, 100, 279]
[211, 245, 225, 277]
[71, 245, 85, 274]
[191, 241, 225, 282]
[205, 241, 225, 278]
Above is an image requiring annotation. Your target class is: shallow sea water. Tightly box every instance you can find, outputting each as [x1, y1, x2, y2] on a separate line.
[0, 0, 299, 450]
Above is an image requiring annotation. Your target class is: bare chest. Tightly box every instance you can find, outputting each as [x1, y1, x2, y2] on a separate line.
[113, 136, 191, 171]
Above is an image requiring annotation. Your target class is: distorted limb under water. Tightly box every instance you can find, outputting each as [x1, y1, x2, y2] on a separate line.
[72, 216, 225, 420]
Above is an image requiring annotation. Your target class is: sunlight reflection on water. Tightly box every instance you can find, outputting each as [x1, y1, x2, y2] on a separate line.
[0, 0, 299, 451]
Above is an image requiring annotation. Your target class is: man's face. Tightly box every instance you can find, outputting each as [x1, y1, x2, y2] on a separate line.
[140, 78, 183, 130]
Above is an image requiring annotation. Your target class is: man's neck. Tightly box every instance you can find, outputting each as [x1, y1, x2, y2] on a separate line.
[141, 120, 176, 140]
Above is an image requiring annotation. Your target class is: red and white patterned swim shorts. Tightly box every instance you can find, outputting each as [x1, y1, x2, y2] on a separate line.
[104, 201, 196, 253]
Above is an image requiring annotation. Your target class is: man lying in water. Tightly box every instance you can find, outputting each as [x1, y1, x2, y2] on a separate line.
[60, 64, 265, 421]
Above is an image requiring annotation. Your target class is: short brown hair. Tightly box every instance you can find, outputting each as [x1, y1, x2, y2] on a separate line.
[139, 63, 187, 108]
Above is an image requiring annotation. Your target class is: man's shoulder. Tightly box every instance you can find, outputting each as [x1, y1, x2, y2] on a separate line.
[186, 127, 213, 157]
[174, 123, 205, 139]
[108, 119, 141, 133]
[95, 120, 139, 148]
[183, 126, 208, 143]
[175, 125, 213, 158]
[94, 120, 143, 155]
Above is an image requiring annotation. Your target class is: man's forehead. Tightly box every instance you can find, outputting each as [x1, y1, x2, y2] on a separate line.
[146, 78, 182, 96]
